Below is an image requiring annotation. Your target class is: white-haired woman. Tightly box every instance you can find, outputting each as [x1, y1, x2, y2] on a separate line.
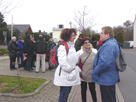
[8, 36, 19, 70]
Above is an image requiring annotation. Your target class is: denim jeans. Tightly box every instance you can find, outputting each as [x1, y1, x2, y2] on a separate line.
[100, 85, 116, 102]
[58, 86, 72, 102]
[25, 54, 33, 71]
[17, 54, 23, 67]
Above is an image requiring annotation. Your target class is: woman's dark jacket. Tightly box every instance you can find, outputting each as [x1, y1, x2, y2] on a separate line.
[8, 40, 18, 57]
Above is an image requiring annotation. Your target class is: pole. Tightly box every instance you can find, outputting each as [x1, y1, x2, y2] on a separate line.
[69, 22, 72, 28]
[11, 15, 13, 39]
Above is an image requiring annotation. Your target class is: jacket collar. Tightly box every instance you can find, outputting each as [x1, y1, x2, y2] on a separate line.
[67, 41, 74, 48]
[83, 47, 92, 53]
[103, 37, 114, 43]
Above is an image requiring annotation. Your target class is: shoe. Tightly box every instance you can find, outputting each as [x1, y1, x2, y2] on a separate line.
[29, 70, 33, 72]
[13, 67, 17, 70]
[10, 68, 13, 70]
[48, 68, 53, 71]
[26, 70, 33, 73]
[42, 71, 45, 73]
[46, 69, 49, 71]
[35, 71, 39, 73]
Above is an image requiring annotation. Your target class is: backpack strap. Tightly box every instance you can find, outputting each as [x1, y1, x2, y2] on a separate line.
[58, 41, 69, 76]
[59, 41, 69, 55]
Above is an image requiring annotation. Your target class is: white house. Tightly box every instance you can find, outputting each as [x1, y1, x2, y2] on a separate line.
[52, 24, 81, 42]
[133, 15, 136, 49]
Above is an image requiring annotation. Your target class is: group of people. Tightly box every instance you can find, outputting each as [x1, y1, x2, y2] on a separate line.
[53, 26, 119, 102]
[8, 34, 56, 73]
[8, 26, 119, 102]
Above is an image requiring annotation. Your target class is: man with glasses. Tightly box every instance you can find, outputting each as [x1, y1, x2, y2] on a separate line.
[92, 26, 119, 102]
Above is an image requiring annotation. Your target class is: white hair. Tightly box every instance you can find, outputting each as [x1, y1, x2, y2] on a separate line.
[12, 36, 16, 40]
[39, 35, 43, 37]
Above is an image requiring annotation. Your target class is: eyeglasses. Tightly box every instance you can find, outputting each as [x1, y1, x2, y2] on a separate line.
[84, 42, 90, 44]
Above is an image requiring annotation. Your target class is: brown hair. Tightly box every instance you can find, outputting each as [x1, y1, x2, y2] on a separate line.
[60, 28, 77, 42]
[102, 26, 114, 37]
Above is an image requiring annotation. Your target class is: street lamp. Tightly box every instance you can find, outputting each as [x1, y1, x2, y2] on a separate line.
[69, 22, 72, 28]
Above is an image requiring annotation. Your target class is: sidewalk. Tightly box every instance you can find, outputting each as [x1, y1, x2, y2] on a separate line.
[0, 56, 124, 102]
[72, 84, 102, 102]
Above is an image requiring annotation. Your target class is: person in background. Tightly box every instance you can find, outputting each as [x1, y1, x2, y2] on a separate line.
[77, 36, 97, 102]
[46, 37, 56, 71]
[97, 40, 103, 50]
[16, 37, 24, 68]
[53, 28, 81, 102]
[25, 34, 34, 72]
[91, 36, 98, 49]
[8, 36, 19, 70]
[35, 35, 47, 73]
[92, 26, 119, 102]
[45, 39, 49, 62]
[75, 34, 85, 51]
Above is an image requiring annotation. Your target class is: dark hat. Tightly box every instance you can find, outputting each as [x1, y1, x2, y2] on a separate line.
[18, 37, 22, 39]
[81, 36, 91, 46]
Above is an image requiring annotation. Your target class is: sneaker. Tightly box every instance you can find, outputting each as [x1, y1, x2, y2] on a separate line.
[10, 68, 13, 70]
[49, 68, 53, 71]
[46, 69, 49, 71]
[35, 71, 39, 73]
[13, 67, 17, 70]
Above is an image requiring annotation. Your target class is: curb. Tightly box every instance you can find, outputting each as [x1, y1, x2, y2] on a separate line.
[116, 84, 125, 102]
[0, 56, 9, 60]
[0, 78, 50, 98]
[69, 85, 79, 102]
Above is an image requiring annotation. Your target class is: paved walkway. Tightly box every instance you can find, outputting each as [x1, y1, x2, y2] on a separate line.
[0, 57, 123, 102]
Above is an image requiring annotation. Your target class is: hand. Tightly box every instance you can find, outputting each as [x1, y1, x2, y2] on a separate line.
[22, 40, 24, 43]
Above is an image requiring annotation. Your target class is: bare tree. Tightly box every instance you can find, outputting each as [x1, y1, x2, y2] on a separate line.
[0, 0, 20, 16]
[113, 25, 124, 36]
[123, 20, 133, 41]
[72, 6, 98, 35]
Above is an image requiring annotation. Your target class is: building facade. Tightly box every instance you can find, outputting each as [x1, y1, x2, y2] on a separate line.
[52, 24, 81, 42]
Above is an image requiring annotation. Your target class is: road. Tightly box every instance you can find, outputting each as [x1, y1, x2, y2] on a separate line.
[117, 49, 136, 102]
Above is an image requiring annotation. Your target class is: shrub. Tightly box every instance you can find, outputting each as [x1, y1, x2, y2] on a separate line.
[85, 34, 100, 41]
[0, 48, 8, 52]
[114, 33, 124, 43]
[0, 48, 8, 56]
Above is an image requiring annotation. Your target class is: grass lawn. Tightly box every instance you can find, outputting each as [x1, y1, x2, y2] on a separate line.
[0, 76, 46, 94]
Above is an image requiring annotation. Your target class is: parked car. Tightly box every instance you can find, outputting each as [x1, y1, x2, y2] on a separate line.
[128, 41, 134, 48]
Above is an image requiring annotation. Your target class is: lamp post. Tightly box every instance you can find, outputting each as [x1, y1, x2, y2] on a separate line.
[11, 15, 13, 39]
[69, 22, 72, 28]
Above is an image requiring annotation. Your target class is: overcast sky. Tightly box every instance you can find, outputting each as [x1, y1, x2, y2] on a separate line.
[3, 0, 136, 33]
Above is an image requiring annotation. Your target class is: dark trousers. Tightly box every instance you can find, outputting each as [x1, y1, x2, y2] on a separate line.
[10, 57, 16, 69]
[17, 54, 24, 67]
[25, 54, 33, 71]
[100, 85, 116, 102]
[58, 86, 72, 102]
[81, 81, 97, 102]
